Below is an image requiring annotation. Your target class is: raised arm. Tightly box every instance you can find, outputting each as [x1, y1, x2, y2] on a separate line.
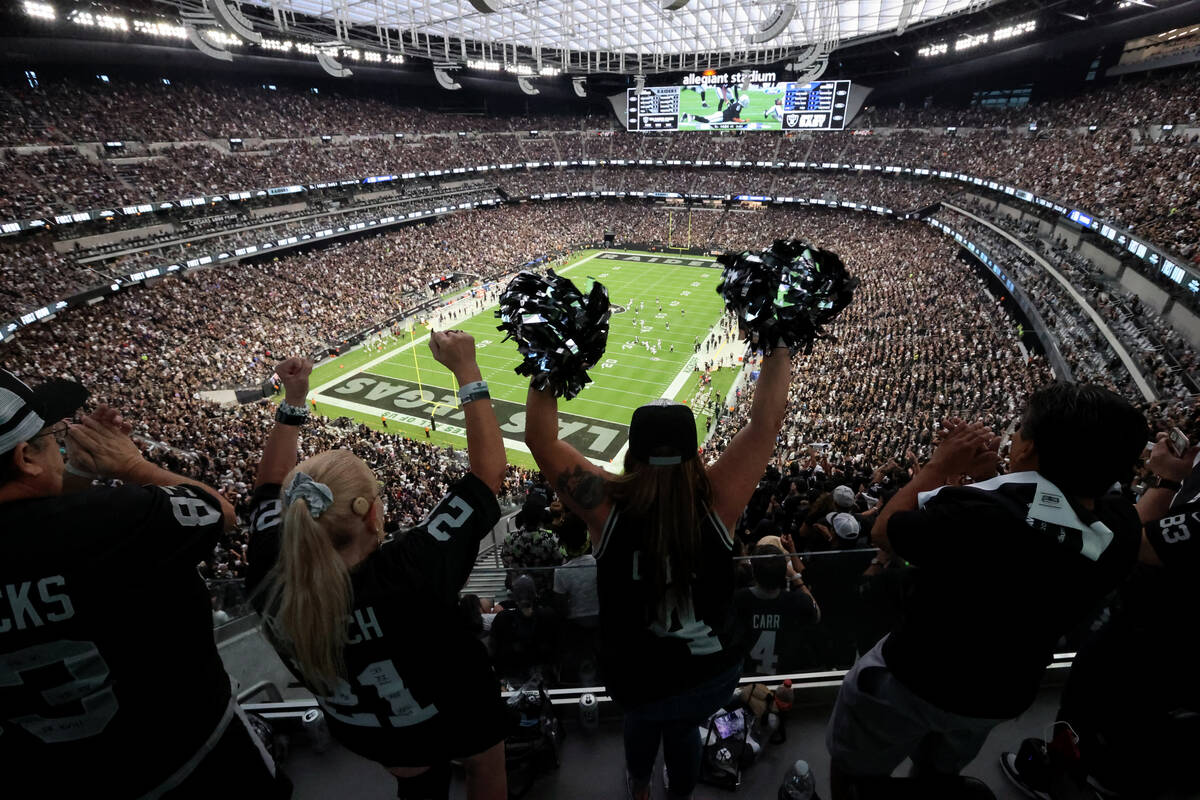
[870, 422, 998, 554]
[67, 410, 236, 530]
[430, 331, 507, 493]
[1137, 432, 1197, 524]
[524, 386, 610, 531]
[707, 348, 792, 531]
[255, 357, 312, 488]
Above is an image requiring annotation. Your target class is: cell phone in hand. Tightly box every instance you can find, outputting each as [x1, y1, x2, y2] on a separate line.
[1169, 427, 1189, 458]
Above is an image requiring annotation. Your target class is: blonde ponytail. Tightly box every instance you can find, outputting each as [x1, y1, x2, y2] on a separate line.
[261, 450, 374, 696]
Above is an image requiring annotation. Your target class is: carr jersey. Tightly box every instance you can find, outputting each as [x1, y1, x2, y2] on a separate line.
[0, 483, 230, 796]
[247, 473, 503, 765]
[594, 506, 742, 707]
[733, 587, 819, 675]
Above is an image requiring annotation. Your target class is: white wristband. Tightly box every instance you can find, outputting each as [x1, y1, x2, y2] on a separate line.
[458, 380, 490, 405]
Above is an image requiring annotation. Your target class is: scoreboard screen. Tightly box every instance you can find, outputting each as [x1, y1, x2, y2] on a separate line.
[626, 87, 680, 131]
[625, 80, 851, 132]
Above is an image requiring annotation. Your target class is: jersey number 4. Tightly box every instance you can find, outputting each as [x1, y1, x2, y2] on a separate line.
[748, 631, 779, 674]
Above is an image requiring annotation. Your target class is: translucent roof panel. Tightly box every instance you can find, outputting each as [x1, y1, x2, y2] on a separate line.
[242, 0, 997, 72]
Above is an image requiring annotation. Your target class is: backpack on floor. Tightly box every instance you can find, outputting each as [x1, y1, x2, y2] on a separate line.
[504, 680, 562, 799]
[698, 707, 758, 790]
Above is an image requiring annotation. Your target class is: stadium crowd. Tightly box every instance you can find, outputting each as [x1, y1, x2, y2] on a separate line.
[958, 196, 1200, 398]
[1, 65, 1196, 267]
[3, 63, 1199, 800]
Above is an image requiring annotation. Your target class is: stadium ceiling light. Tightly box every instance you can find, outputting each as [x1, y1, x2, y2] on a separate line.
[23, 2, 56, 21]
[209, 0, 262, 43]
[660, 0, 691, 9]
[516, 75, 539, 95]
[466, 0, 504, 10]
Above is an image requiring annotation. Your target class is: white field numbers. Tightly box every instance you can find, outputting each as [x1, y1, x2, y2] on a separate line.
[1, 640, 119, 742]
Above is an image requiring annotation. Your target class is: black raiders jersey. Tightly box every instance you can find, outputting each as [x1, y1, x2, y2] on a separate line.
[247, 473, 500, 743]
[594, 506, 741, 705]
[1144, 499, 1200, 576]
[733, 587, 819, 675]
[0, 483, 229, 796]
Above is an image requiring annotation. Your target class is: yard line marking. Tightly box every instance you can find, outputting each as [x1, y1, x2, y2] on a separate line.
[311, 250, 608, 396]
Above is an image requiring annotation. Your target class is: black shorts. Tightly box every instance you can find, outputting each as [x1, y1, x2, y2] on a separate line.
[330, 676, 511, 768]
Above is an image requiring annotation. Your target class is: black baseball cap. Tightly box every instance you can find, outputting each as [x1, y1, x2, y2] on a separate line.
[0, 367, 89, 457]
[628, 400, 697, 466]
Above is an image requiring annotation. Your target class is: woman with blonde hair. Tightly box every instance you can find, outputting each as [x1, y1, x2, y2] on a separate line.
[246, 333, 509, 800]
[524, 345, 795, 800]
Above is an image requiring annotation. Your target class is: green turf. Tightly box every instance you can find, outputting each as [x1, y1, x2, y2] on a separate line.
[676, 85, 787, 131]
[306, 249, 748, 470]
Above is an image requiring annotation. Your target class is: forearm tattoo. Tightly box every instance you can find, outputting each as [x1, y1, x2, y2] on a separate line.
[556, 465, 605, 510]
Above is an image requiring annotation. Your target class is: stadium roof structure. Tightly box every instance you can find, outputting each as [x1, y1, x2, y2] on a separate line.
[214, 0, 1001, 74]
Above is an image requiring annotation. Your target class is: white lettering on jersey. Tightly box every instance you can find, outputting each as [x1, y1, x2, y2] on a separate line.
[426, 496, 473, 541]
[319, 680, 381, 727]
[346, 607, 384, 644]
[1158, 513, 1193, 544]
[752, 614, 782, 630]
[39, 576, 74, 623]
[317, 659, 439, 728]
[357, 660, 438, 727]
[158, 487, 223, 528]
[253, 499, 282, 532]
[0, 576, 74, 633]
[649, 590, 722, 656]
[0, 640, 118, 742]
[748, 631, 779, 673]
[4, 583, 43, 630]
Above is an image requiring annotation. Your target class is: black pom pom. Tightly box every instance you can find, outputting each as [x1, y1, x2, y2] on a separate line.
[496, 270, 611, 400]
[716, 239, 858, 355]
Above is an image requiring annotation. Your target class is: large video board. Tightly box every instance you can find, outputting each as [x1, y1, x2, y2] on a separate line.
[626, 81, 851, 132]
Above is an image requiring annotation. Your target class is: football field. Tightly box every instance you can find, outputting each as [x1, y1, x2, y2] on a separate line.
[677, 84, 786, 130]
[306, 250, 747, 470]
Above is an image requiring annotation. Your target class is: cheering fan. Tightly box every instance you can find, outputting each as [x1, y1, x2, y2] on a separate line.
[716, 239, 858, 355]
[496, 270, 611, 400]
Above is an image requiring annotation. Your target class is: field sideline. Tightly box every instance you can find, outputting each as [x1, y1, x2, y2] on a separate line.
[303, 249, 746, 470]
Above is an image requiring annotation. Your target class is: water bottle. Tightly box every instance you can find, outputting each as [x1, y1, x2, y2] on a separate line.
[778, 759, 818, 800]
[774, 679, 795, 712]
[579, 692, 599, 731]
